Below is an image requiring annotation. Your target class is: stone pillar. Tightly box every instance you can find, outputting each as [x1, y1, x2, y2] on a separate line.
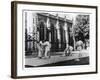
[46, 16, 51, 42]
[32, 13, 38, 51]
[36, 14, 39, 42]
[44, 22, 47, 41]
[56, 17, 61, 49]
[63, 18, 69, 48]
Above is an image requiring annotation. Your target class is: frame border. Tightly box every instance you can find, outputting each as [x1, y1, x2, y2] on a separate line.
[11, 1, 98, 79]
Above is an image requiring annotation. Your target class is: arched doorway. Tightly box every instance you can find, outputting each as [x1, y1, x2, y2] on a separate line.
[50, 23, 59, 52]
[39, 21, 45, 41]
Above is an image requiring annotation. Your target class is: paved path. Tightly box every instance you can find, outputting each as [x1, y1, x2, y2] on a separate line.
[25, 50, 89, 67]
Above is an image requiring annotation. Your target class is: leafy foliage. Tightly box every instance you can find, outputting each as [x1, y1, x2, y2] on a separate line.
[74, 15, 89, 42]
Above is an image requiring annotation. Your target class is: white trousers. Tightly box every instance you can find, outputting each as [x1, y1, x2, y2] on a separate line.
[44, 47, 50, 58]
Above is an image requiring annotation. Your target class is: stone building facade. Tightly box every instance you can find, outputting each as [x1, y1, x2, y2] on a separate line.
[25, 12, 73, 55]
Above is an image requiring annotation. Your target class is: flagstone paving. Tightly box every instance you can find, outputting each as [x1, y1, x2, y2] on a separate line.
[25, 50, 89, 67]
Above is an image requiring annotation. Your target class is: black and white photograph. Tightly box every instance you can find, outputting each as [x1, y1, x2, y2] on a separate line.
[11, 1, 97, 78]
[24, 11, 90, 67]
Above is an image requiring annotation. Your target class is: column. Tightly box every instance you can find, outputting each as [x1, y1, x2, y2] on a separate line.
[54, 27, 57, 42]
[36, 14, 39, 42]
[44, 22, 47, 41]
[32, 13, 37, 51]
[56, 18, 61, 49]
[46, 16, 51, 42]
[63, 19, 69, 48]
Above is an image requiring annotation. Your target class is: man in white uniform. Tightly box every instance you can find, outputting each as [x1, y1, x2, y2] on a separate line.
[62, 44, 73, 56]
[42, 41, 51, 58]
[36, 41, 43, 59]
[75, 40, 83, 61]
